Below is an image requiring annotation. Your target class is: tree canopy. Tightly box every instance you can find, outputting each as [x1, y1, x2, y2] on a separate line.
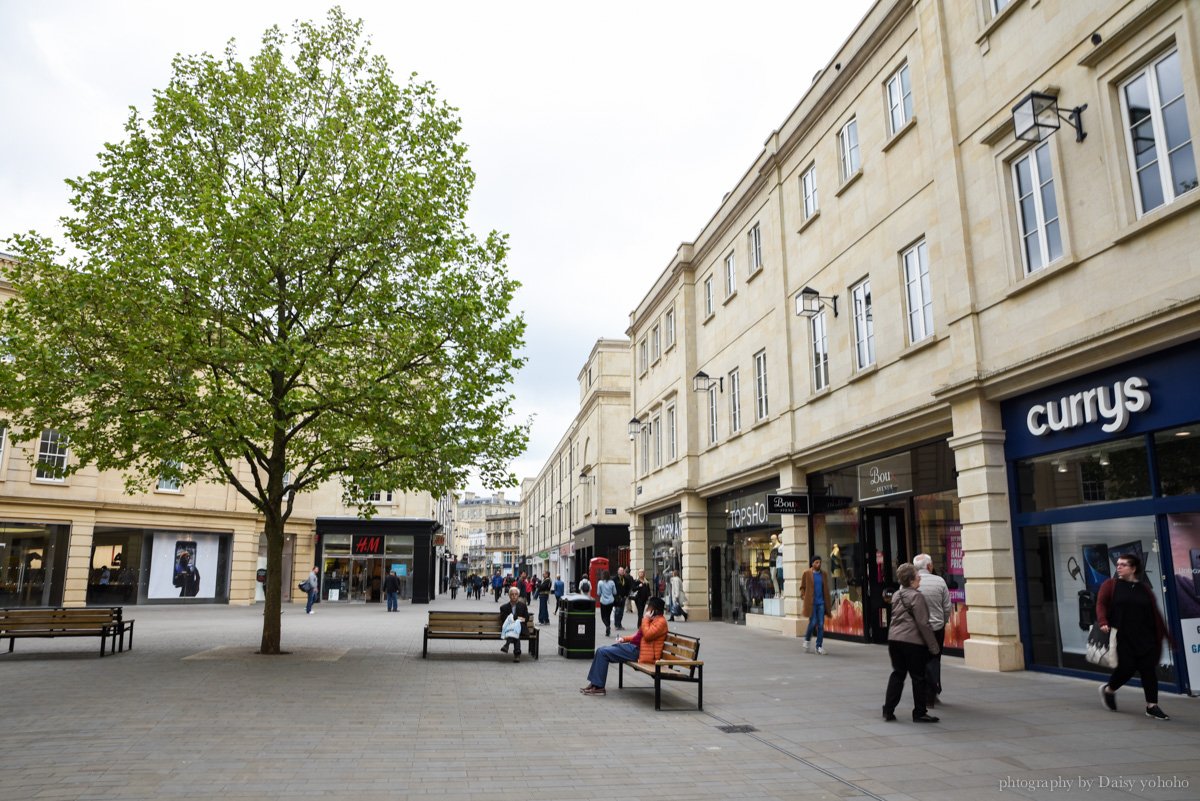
[0, 8, 527, 652]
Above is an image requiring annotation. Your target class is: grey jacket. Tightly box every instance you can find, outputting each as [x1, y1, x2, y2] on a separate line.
[916, 570, 952, 631]
[888, 587, 939, 654]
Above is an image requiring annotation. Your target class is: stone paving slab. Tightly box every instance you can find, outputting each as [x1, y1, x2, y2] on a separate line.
[0, 596, 1197, 800]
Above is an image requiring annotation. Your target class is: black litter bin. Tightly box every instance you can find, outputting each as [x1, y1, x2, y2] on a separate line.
[558, 593, 596, 658]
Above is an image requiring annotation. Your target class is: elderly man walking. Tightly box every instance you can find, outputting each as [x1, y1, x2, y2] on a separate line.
[914, 553, 952, 707]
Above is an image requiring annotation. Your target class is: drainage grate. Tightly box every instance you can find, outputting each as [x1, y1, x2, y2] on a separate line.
[716, 724, 758, 734]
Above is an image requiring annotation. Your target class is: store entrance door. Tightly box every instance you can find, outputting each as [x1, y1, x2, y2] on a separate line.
[863, 507, 906, 644]
[349, 557, 383, 603]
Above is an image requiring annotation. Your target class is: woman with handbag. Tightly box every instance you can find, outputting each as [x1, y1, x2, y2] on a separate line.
[1097, 553, 1171, 720]
[882, 563, 940, 723]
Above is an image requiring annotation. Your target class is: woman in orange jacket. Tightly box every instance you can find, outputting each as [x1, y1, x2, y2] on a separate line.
[581, 597, 668, 695]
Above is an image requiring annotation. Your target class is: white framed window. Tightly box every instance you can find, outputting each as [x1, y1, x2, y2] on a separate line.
[652, 414, 662, 468]
[724, 252, 736, 297]
[638, 338, 648, 373]
[886, 63, 913, 136]
[851, 279, 875, 370]
[754, 350, 769, 420]
[1120, 49, 1196, 216]
[811, 311, 830, 391]
[0, 420, 7, 469]
[1012, 142, 1062, 273]
[703, 275, 715, 317]
[991, 0, 1011, 15]
[665, 308, 676, 347]
[707, 385, 719, 445]
[367, 490, 394, 503]
[35, 429, 68, 482]
[839, 118, 861, 181]
[747, 224, 763, 273]
[902, 240, 934, 344]
[651, 325, 661, 362]
[729, 368, 742, 433]
[640, 424, 651, 474]
[801, 165, 818, 220]
[666, 404, 677, 461]
[157, 460, 182, 492]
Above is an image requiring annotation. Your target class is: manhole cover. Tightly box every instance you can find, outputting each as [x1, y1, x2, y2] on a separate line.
[716, 724, 758, 733]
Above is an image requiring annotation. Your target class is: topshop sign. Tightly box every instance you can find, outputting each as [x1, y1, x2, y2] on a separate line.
[1025, 376, 1151, 437]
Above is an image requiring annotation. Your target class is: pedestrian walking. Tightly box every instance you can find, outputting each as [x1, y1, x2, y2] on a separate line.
[553, 574, 565, 614]
[800, 556, 830, 654]
[580, 597, 668, 696]
[303, 565, 320, 614]
[491, 571, 503, 602]
[882, 563, 940, 723]
[578, 575, 591, 596]
[632, 568, 651, 621]
[499, 587, 528, 663]
[914, 553, 951, 706]
[1097, 552, 1172, 720]
[537, 571, 552, 625]
[597, 570, 617, 637]
[668, 571, 688, 622]
[613, 566, 632, 631]
[383, 569, 401, 612]
[449, 573, 460, 600]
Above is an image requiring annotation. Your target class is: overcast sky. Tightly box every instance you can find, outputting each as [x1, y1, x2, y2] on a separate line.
[0, 0, 875, 496]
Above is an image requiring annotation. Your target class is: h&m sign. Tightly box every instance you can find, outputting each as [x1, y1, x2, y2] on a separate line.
[352, 535, 384, 555]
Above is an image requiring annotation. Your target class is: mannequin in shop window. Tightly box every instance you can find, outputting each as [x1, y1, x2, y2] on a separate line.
[771, 533, 784, 595]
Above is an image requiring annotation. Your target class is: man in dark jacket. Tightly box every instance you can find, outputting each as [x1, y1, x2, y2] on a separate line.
[383, 570, 401, 612]
[613, 566, 633, 630]
[498, 587, 529, 662]
[492, 571, 504, 602]
[536, 572, 553, 625]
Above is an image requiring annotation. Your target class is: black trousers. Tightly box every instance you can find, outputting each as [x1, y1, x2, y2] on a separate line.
[1107, 644, 1159, 704]
[884, 641, 931, 718]
[925, 627, 946, 698]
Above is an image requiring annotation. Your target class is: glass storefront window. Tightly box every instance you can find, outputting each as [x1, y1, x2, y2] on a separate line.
[812, 508, 863, 637]
[1021, 517, 1174, 678]
[1156, 424, 1200, 496]
[89, 529, 143, 605]
[0, 523, 69, 607]
[1015, 435, 1150, 513]
[732, 530, 783, 616]
[914, 491, 969, 649]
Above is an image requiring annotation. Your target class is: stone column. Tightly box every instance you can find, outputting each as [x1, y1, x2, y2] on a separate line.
[229, 520, 259, 606]
[679, 492, 710, 621]
[62, 514, 96, 608]
[778, 464, 809, 638]
[948, 391, 1023, 671]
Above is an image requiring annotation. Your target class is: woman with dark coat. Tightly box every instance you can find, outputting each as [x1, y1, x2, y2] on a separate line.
[882, 563, 940, 723]
[1097, 553, 1171, 720]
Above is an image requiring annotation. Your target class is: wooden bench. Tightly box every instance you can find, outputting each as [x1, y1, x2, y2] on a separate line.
[618, 632, 703, 710]
[423, 610, 539, 659]
[0, 607, 135, 658]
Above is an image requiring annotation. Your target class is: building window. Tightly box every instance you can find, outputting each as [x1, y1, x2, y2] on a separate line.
[1012, 142, 1062, 273]
[665, 308, 676, 347]
[638, 338, 648, 373]
[707, 385, 719, 445]
[902, 239, 934, 344]
[729, 368, 742, 433]
[801, 165, 818, 220]
[747, 224, 763, 273]
[640, 424, 650, 474]
[0, 420, 7, 467]
[811, 311, 829, 391]
[886, 63, 913, 136]
[991, 0, 1011, 15]
[754, 350, 768, 420]
[851, 279, 875, 370]
[35, 429, 68, 481]
[838, 118, 861, 181]
[368, 490, 394, 503]
[652, 413, 662, 468]
[157, 460, 182, 492]
[724, 252, 736, 297]
[703, 275, 715, 317]
[666, 404, 677, 461]
[651, 325, 661, 362]
[1120, 49, 1196, 216]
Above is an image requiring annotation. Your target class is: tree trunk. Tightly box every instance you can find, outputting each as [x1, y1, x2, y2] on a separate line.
[260, 509, 285, 654]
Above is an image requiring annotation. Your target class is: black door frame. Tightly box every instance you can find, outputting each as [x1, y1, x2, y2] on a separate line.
[862, 506, 908, 644]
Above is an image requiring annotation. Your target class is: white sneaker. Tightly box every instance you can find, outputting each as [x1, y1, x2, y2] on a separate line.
[803, 640, 812, 653]
[816, 646, 826, 655]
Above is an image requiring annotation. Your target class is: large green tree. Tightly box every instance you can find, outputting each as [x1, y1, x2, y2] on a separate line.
[0, 8, 527, 653]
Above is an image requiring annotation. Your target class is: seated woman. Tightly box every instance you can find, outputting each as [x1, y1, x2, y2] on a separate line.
[580, 597, 668, 696]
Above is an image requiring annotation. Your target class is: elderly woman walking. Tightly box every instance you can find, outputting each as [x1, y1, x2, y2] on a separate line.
[882, 563, 941, 723]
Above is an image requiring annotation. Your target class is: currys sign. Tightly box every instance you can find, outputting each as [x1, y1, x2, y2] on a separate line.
[1025, 376, 1151, 437]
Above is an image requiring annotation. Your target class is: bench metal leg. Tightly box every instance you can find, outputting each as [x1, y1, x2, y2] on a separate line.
[422, 630, 428, 658]
[618, 661, 624, 688]
[697, 665, 703, 710]
[655, 666, 662, 710]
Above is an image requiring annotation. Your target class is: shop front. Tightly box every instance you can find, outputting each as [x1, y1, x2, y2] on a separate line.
[85, 527, 233, 605]
[644, 506, 682, 603]
[1002, 340, 1200, 693]
[314, 518, 437, 604]
[807, 440, 967, 650]
[570, 524, 629, 591]
[0, 522, 69, 607]
[707, 481, 782, 624]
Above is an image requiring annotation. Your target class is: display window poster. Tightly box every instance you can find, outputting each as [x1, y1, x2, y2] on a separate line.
[945, 527, 965, 604]
[148, 532, 220, 599]
[1167, 514, 1200, 686]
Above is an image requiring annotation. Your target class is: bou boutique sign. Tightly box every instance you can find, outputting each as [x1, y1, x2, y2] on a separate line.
[1025, 376, 1151, 437]
[857, 453, 913, 501]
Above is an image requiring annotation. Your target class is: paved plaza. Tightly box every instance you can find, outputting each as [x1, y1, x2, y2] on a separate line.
[1, 596, 1197, 801]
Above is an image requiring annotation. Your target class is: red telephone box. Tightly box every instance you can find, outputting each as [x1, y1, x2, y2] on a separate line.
[588, 557, 609, 605]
